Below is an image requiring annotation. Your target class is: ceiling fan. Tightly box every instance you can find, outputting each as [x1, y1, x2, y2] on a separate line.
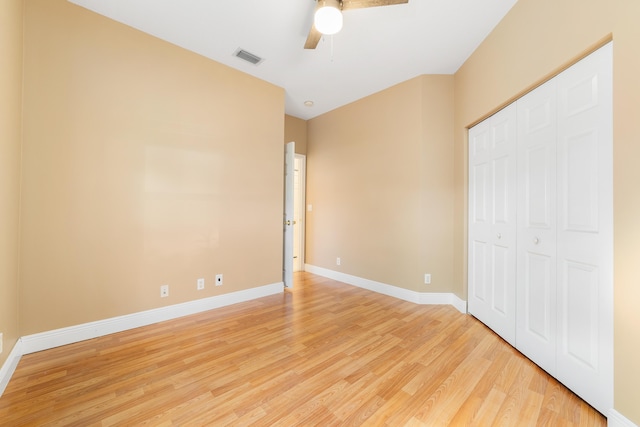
[304, 0, 409, 49]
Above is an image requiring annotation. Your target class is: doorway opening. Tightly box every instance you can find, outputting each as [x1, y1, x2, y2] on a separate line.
[284, 141, 306, 288]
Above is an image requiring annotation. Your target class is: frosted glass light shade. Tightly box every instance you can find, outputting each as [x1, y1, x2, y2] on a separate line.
[314, 4, 343, 35]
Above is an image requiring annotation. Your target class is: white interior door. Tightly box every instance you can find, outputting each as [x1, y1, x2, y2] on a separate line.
[293, 155, 306, 272]
[516, 78, 558, 376]
[468, 103, 517, 346]
[283, 142, 295, 288]
[554, 42, 613, 414]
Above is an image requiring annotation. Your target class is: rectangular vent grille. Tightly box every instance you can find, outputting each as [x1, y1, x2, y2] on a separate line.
[234, 48, 263, 65]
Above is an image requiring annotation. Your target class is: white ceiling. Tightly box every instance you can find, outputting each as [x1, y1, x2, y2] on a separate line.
[68, 0, 518, 120]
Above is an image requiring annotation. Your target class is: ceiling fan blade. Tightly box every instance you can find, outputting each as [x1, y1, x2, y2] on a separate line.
[304, 24, 322, 49]
[342, 0, 408, 11]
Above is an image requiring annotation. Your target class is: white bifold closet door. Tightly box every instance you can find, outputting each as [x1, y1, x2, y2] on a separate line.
[468, 105, 517, 346]
[517, 43, 613, 414]
[516, 77, 558, 377]
[469, 43, 613, 415]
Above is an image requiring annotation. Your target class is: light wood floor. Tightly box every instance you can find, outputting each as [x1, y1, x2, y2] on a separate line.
[0, 272, 605, 426]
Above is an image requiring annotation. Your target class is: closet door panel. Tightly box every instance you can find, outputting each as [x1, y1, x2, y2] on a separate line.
[468, 104, 517, 346]
[470, 240, 487, 302]
[555, 43, 613, 415]
[492, 244, 510, 315]
[524, 252, 553, 340]
[564, 131, 599, 232]
[562, 260, 599, 365]
[516, 78, 558, 376]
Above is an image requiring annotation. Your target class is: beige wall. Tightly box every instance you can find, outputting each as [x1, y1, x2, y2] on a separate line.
[284, 115, 307, 155]
[19, 0, 285, 335]
[454, 0, 640, 422]
[421, 76, 456, 293]
[307, 75, 454, 292]
[0, 0, 23, 366]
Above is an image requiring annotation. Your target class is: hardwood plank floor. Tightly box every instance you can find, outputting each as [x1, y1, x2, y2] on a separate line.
[0, 272, 606, 426]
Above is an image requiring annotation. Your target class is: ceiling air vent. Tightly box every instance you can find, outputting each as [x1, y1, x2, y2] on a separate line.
[234, 48, 264, 66]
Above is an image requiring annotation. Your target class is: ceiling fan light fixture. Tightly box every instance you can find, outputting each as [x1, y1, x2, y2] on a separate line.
[314, 0, 343, 35]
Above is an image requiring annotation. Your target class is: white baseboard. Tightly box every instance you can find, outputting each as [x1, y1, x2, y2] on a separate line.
[609, 409, 639, 427]
[305, 264, 467, 313]
[0, 339, 24, 396]
[0, 281, 283, 397]
[20, 281, 283, 355]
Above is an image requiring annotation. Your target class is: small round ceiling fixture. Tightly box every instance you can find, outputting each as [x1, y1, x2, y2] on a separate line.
[304, 100, 314, 107]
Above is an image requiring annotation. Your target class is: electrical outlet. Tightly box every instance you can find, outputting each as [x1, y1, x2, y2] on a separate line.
[424, 274, 431, 285]
[215, 274, 223, 286]
[197, 278, 205, 290]
[160, 284, 169, 297]
[336, 257, 341, 266]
